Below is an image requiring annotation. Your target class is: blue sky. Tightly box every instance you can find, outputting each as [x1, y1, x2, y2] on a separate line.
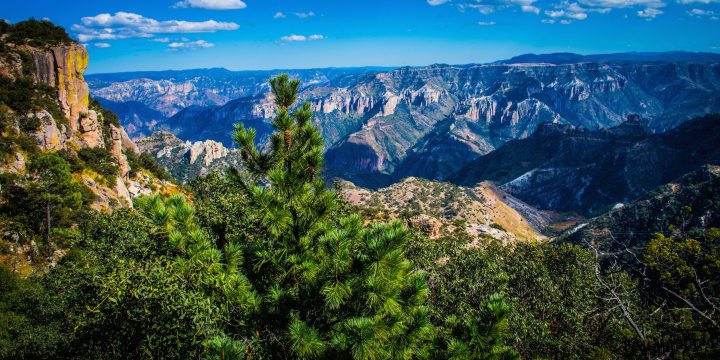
[4, 0, 720, 73]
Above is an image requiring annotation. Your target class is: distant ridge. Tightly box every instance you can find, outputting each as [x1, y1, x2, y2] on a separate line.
[496, 51, 720, 65]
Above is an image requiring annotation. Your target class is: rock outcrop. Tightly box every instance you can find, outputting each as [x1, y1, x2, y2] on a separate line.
[31, 44, 90, 128]
[136, 131, 242, 182]
[0, 38, 160, 210]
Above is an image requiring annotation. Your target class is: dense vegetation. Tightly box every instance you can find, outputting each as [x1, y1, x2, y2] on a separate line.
[0, 19, 73, 48]
[1, 74, 719, 359]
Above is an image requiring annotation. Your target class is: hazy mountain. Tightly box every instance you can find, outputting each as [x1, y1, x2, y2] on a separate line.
[496, 51, 720, 65]
[87, 67, 393, 119]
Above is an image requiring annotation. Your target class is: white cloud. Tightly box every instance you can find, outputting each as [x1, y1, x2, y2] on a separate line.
[688, 8, 717, 15]
[542, 18, 557, 23]
[280, 34, 325, 42]
[73, 12, 239, 42]
[295, 11, 316, 18]
[545, 6, 588, 22]
[687, 8, 719, 18]
[522, 5, 541, 13]
[94, 42, 111, 48]
[638, 7, 664, 17]
[456, 0, 540, 14]
[430, 0, 686, 22]
[579, 0, 665, 8]
[151, 37, 171, 43]
[173, 0, 246, 10]
[168, 40, 215, 49]
[274, 12, 287, 19]
[478, 21, 497, 25]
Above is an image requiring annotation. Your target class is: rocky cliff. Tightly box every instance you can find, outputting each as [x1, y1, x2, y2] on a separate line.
[135, 131, 242, 182]
[0, 29, 171, 210]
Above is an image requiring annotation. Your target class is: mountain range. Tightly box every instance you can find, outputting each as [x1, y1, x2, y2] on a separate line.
[88, 51, 720, 189]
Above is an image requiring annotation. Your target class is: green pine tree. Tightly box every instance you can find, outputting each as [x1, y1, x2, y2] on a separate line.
[26, 153, 84, 257]
[233, 74, 433, 359]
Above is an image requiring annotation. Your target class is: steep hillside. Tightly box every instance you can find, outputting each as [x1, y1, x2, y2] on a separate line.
[451, 115, 720, 215]
[339, 177, 545, 244]
[563, 165, 720, 260]
[0, 20, 179, 270]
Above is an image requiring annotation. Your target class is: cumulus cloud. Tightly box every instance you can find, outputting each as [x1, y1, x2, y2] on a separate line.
[478, 21, 497, 25]
[73, 12, 239, 42]
[280, 34, 325, 42]
[151, 37, 171, 43]
[431, 0, 539, 14]
[578, 0, 665, 8]
[544, 4, 590, 23]
[173, 0, 246, 10]
[638, 7, 664, 17]
[677, 0, 720, 3]
[94, 42, 111, 48]
[522, 5, 541, 13]
[295, 12, 316, 18]
[687, 8, 718, 18]
[274, 12, 287, 19]
[168, 40, 215, 49]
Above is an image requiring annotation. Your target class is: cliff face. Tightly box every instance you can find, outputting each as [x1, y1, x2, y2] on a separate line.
[31, 45, 89, 127]
[0, 40, 159, 210]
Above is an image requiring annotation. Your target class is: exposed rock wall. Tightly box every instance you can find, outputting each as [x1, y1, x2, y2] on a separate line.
[136, 131, 242, 182]
[2, 42, 151, 210]
[31, 44, 90, 138]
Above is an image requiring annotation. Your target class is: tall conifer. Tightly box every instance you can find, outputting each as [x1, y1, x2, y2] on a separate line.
[233, 74, 433, 358]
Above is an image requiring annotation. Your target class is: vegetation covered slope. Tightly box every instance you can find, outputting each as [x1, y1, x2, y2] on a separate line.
[339, 177, 544, 243]
[0, 19, 175, 272]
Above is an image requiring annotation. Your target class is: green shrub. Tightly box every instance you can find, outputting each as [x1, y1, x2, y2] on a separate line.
[125, 150, 172, 181]
[4, 19, 73, 48]
[490, 222, 507, 232]
[77, 148, 119, 185]
[90, 98, 120, 127]
[18, 115, 41, 132]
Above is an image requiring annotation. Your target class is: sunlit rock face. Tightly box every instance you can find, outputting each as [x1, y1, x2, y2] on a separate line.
[0, 42, 152, 210]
